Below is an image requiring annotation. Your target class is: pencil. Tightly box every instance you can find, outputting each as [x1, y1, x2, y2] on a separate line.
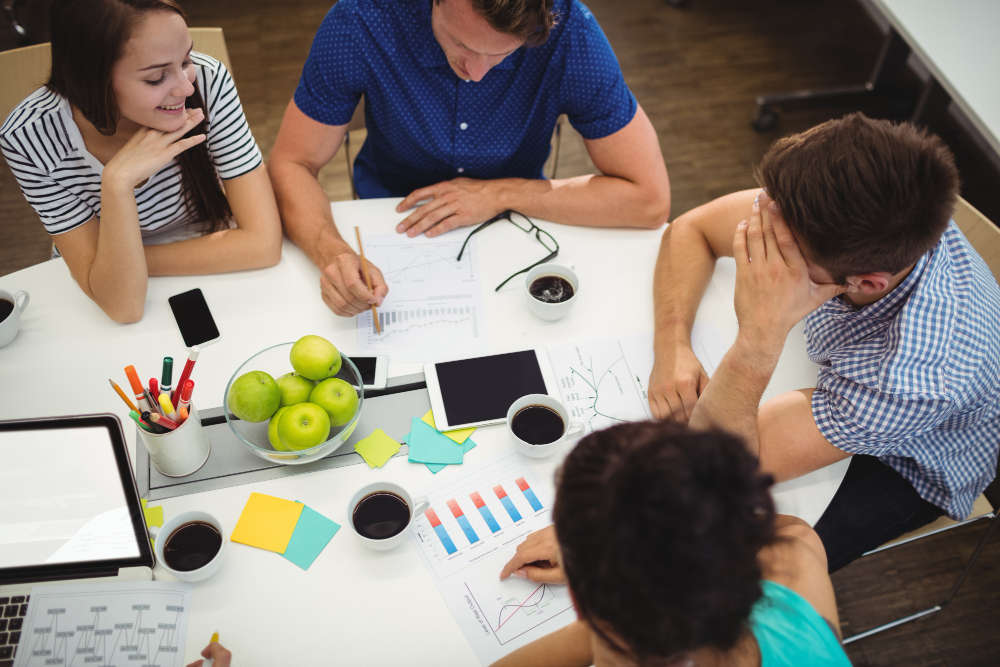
[109, 379, 138, 412]
[355, 226, 381, 334]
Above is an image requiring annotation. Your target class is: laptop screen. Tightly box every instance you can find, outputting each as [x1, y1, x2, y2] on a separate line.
[0, 416, 152, 580]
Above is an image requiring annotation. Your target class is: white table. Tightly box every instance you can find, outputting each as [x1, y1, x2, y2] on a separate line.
[0, 199, 848, 665]
[872, 0, 1000, 161]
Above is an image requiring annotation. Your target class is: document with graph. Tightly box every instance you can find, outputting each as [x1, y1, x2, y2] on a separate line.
[408, 450, 574, 665]
[547, 324, 727, 434]
[356, 233, 487, 363]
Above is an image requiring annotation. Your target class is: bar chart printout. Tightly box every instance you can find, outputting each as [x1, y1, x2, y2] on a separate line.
[408, 450, 575, 665]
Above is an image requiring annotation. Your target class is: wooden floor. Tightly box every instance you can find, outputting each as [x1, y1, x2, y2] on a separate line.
[2, 1, 999, 664]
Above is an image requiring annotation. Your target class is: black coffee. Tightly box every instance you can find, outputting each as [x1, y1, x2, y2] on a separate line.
[529, 275, 575, 303]
[0, 299, 13, 322]
[511, 405, 565, 445]
[163, 521, 222, 572]
[353, 491, 411, 540]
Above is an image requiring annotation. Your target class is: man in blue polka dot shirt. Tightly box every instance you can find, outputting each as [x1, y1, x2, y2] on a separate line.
[269, 0, 670, 317]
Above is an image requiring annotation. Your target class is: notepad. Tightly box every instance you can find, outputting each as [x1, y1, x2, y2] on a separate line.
[404, 432, 477, 473]
[407, 417, 466, 465]
[280, 502, 341, 571]
[421, 410, 476, 444]
[231, 493, 305, 553]
[354, 428, 402, 468]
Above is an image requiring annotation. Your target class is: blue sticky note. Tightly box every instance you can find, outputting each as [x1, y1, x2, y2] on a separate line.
[404, 433, 477, 473]
[280, 503, 340, 571]
[407, 417, 465, 465]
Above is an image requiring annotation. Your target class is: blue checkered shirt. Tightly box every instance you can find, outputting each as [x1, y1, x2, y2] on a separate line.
[806, 222, 1000, 520]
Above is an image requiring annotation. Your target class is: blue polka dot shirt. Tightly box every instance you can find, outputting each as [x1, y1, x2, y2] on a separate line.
[294, 0, 638, 198]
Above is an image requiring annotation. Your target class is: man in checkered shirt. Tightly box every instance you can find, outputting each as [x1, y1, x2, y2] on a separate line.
[649, 113, 1000, 571]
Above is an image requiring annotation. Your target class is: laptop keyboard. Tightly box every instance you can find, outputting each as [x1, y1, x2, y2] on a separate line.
[0, 595, 27, 666]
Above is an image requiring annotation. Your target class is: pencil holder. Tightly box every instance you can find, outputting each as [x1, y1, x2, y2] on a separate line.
[137, 403, 211, 477]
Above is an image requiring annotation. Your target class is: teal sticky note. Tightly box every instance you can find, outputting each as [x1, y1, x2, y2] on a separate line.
[407, 417, 465, 465]
[405, 432, 477, 473]
[280, 503, 340, 571]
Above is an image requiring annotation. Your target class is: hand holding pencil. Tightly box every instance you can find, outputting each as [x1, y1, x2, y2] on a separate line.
[317, 236, 388, 318]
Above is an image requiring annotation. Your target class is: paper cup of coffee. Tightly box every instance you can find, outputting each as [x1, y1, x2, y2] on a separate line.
[506, 394, 586, 458]
[149, 510, 226, 582]
[524, 263, 579, 321]
[137, 403, 210, 477]
[347, 481, 429, 551]
[0, 288, 29, 348]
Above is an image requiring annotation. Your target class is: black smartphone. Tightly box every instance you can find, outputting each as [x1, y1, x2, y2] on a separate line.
[168, 288, 221, 347]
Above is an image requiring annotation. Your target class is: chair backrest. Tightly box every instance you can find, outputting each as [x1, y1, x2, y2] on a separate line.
[0, 28, 232, 125]
[954, 195, 1000, 285]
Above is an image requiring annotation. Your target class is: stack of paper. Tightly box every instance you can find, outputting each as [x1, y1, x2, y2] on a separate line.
[230, 492, 341, 570]
[354, 428, 402, 468]
[403, 411, 477, 473]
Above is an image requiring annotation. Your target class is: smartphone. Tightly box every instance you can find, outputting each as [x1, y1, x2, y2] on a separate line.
[351, 355, 388, 390]
[168, 288, 221, 347]
[424, 349, 559, 430]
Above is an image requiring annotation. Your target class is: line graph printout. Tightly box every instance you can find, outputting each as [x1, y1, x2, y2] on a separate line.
[357, 233, 487, 363]
[548, 324, 727, 434]
[409, 450, 575, 665]
[15, 581, 192, 667]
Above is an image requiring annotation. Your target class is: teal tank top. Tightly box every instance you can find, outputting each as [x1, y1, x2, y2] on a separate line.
[748, 581, 852, 667]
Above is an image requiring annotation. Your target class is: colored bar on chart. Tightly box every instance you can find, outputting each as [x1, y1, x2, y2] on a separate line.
[470, 492, 501, 533]
[492, 484, 522, 523]
[447, 499, 480, 544]
[516, 477, 544, 512]
[424, 508, 457, 555]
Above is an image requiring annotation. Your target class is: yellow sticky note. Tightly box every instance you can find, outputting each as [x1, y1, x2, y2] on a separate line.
[354, 428, 401, 468]
[230, 493, 305, 554]
[422, 410, 475, 444]
[141, 499, 163, 548]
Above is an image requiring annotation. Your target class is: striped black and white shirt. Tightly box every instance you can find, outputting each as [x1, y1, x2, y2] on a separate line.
[0, 52, 263, 241]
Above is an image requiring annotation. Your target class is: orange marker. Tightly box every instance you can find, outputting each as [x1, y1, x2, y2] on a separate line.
[177, 380, 194, 423]
[124, 365, 151, 413]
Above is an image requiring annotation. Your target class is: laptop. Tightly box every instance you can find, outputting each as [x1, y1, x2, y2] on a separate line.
[0, 414, 155, 666]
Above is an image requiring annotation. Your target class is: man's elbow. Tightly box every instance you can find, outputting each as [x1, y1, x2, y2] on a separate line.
[635, 183, 670, 229]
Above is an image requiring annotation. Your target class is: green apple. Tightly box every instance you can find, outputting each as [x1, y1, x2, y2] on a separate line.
[310, 378, 359, 427]
[267, 406, 291, 451]
[277, 402, 331, 450]
[227, 370, 280, 423]
[276, 372, 315, 407]
[289, 335, 342, 381]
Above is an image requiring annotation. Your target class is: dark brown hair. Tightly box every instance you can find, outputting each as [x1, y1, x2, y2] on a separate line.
[756, 113, 959, 281]
[554, 422, 775, 663]
[436, 0, 557, 47]
[48, 0, 232, 232]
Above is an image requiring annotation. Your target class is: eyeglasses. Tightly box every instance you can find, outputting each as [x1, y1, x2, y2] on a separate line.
[457, 210, 559, 291]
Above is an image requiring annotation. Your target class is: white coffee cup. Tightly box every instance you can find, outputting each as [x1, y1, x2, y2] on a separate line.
[347, 481, 429, 551]
[507, 394, 586, 458]
[149, 510, 226, 583]
[524, 263, 579, 321]
[0, 289, 30, 348]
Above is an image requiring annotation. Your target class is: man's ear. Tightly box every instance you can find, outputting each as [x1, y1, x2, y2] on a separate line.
[845, 272, 892, 294]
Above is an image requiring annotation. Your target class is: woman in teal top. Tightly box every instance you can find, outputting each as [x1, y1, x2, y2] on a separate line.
[492, 422, 853, 667]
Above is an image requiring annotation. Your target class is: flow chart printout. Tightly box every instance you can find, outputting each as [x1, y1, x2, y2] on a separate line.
[357, 233, 488, 363]
[15, 581, 193, 667]
[408, 451, 575, 665]
[547, 324, 728, 434]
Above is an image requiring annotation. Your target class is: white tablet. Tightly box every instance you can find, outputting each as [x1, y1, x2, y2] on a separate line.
[425, 349, 559, 431]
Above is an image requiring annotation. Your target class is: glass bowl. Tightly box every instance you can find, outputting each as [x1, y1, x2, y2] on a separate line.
[224, 342, 364, 465]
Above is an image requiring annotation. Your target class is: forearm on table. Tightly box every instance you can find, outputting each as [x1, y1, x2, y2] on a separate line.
[86, 182, 149, 322]
[269, 158, 350, 268]
[491, 171, 668, 229]
[689, 335, 782, 455]
[143, 224, 280, 276]
[653, 220, 718, 355]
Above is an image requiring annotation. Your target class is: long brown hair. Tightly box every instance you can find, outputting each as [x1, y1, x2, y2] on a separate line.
[47, 0, 232, 232]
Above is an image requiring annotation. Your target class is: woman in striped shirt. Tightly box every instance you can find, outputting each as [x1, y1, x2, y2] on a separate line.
[0, 0, 281, 322]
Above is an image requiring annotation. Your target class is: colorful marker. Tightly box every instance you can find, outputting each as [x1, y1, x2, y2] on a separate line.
[161, 357, 174, 397]
[172, 347, 200, 410]
[128, 410, 154, 432]
[177, 380, 194, 423]
[150, 413, 179, 430]
[158, 393, 177, 420]
[124, 365, 151, 413]
[141, 412, 169, 434]
[149, 378, 160, 402]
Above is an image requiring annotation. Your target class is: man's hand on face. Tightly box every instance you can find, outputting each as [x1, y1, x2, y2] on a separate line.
[733, 192, 845, 348]
[320, 246, 389, 317]
[648, 346, 710, 423]
[395, 178, 504, 238]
